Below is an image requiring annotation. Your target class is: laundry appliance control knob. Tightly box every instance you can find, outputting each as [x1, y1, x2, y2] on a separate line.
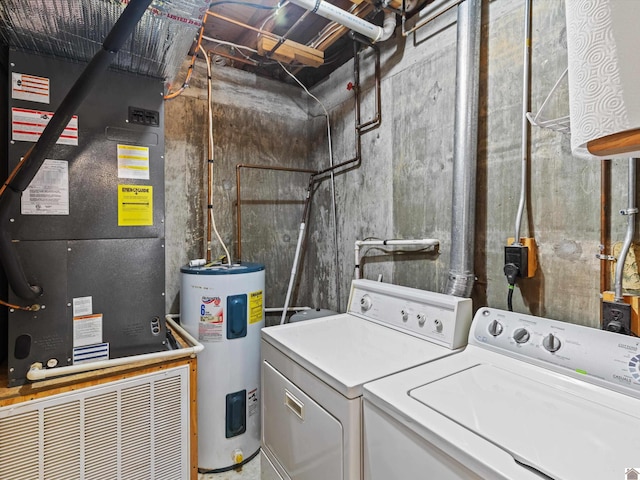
[360, 295, 373, 312]
[513, 328, 530, 344]
[542, 333, 561, 352]
[487, 319, 503, 337]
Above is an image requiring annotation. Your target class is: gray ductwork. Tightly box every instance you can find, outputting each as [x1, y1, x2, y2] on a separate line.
[444, 0, 481, 298]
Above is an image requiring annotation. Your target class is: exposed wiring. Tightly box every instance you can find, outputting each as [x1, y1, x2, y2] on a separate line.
[201, 45, 233, 266]
[0, 299, 40, 311]
[278, 62, 341, 309]
[507, 285, 514, 312]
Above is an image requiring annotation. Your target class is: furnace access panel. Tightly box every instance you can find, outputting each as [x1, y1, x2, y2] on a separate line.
[3, 50, 166, 385]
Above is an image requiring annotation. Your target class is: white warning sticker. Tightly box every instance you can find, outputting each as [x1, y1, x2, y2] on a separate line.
[12, 107, 78, 145]
[12, 72, 50, 104]
[72, 296, 93, 317]
[73, 314, 103, 347]
[117, 144, 150, 180]
[21, 159, 69, 215]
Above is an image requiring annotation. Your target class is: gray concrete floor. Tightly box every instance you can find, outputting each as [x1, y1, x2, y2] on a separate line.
[198, 453, 260, 480]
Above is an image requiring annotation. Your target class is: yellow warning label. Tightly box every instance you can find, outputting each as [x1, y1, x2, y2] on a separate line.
[249, 290, 263, 324]
[117, 184, 153, 226]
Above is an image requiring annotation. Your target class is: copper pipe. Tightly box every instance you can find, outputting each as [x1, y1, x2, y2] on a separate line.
[236, 164, 316, 261]
[601, 159, 611, 295]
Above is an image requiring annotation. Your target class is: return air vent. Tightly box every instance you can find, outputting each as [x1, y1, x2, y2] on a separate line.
[0, 366, 190, 480]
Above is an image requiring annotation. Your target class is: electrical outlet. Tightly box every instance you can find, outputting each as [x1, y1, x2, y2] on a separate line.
[602, 301, 632, 334]
[505, 245, 529, 278]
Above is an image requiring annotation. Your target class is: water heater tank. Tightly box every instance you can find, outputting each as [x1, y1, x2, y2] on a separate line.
[180, 262, 265, 472]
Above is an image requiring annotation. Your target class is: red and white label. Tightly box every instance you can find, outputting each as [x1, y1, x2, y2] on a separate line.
[12, 107, 78, 146]
[12, 73, 50, 104]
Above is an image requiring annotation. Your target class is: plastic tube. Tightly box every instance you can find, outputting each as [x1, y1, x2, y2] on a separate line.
[354, 238, 440, 279]
[26, 317, 203, 381]
[280, 222, 306, 325]
[287, 0, 384, 41]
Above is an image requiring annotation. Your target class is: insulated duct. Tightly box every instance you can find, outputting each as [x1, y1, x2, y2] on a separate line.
[287, 0, 396, 43]
[444, 0, 481, 298]
[0, 0, 208, 82]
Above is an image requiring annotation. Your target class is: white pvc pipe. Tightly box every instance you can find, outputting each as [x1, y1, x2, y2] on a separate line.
[354, 238, 440, 279]
[27, 317, 204, 381]
[288, 0, 389, 41]
[280, 222, 306, 325]
[266, 306, 311, 313]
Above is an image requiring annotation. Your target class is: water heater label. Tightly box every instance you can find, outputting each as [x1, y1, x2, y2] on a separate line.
[12, 72, 50, 104]
[249, 290, 263, 324]
[248, 388, 259, 418]
[21, 159, 69, 215]
[199, 296, 224, 342]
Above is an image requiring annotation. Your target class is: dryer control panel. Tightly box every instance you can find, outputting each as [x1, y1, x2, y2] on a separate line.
[470, 308, 640, 396]
[347, 279, 472, 349]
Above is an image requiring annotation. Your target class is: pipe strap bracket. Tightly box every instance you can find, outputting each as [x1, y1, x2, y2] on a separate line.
[311, 0, 321, 13]
[620, 208, 638, 215]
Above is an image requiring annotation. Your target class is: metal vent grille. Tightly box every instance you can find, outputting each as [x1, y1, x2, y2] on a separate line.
[0, 411, 40, 480]
[0, 0, 209, 81]
[0, 366, 190, 479]
[85, 391, 119, 478]
[44, 401, 82, 478]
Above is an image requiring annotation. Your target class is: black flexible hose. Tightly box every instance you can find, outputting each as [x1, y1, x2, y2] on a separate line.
[0, 0, 154, 299]
[507, 285, 514, 312]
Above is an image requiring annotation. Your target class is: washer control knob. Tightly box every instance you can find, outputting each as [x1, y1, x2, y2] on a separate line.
[433, 318, 443, 332]
[401, 310, 409, 322]
[542, 333, 561, 352]
[513, 328, 530, 344]
[417, 314, 426, 326]
[487, 320, 503, 337]
[360, 295, 373, 312]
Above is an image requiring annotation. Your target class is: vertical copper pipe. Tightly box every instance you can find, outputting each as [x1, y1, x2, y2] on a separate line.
[600, 159, 611, 295]
[235, 164, 317, 261]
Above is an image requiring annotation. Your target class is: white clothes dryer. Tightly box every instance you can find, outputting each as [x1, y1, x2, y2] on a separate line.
[260, 279, 473, 480]
[363, 307, 640, 480]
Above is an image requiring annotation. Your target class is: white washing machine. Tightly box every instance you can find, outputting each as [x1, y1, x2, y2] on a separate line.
[260, 279, 473, 480]
[363, 307, 640, 480]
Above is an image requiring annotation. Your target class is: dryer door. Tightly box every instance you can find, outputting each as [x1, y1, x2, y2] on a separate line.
[262, 361, 343, 480]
